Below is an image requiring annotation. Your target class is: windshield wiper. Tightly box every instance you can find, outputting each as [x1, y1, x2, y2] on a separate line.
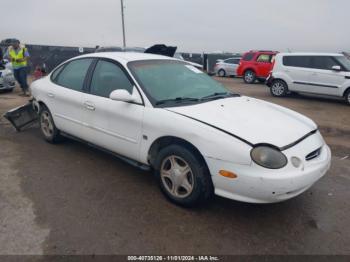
[155, 97, 200, 106]
[201, 92, 240, 101]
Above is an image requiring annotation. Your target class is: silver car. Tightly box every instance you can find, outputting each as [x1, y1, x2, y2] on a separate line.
[0, 60, 15, 92]
[214, 57, 241, 77]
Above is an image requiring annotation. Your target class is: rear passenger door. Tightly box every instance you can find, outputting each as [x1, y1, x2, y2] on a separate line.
[225, 58, 240, 76]
[49, 58, 94, 139]
[307, 56, 345, 96]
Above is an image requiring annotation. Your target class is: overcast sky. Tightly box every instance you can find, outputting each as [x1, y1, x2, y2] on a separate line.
[1, 0, 349, 53]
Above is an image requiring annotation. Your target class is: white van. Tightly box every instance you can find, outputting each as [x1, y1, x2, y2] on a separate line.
[266, 53, 350, 105]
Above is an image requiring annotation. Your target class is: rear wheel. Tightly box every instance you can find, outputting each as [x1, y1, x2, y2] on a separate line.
[154, 145, 213, 207]
[244, 70, 256, 84]
[39, 105, 62, 143]
[218, 69, 226, 77]
[345, 89, 350, 105]
[270, 79, 288, 97]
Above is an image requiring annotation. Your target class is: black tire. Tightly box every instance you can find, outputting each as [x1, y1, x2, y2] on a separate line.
[345, 89, 350, 105]
[39, 105, 62, 143]
[270, 79, 288, 97]
[243, 70, 256, 84]
[218, 69, 226, 77]
[154, 144, 213, 207]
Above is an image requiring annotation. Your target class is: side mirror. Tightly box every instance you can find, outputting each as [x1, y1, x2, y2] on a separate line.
[332, 65, 341, 71]
[110, 89, 135, 102]
[109, 88, 142, 104]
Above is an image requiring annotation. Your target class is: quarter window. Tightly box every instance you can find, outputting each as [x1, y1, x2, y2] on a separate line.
[90, 60, 133, 98]
[55, 59, 93, 91]
[242, 53, 255, 61]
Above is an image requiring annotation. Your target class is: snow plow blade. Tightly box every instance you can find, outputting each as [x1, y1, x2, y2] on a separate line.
[3, 102, 38, 132]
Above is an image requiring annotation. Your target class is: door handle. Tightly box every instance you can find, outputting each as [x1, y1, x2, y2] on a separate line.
[83, 101, 95, 111]
[47, 93, 55, 98]
[311, 72, 318, 76]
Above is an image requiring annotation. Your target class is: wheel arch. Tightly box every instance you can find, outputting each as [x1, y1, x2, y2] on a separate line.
[272, 78, 288, 86]
[343, 87, 350, 97]
[244, 68, 256, 74]
[147, 136, 208, 169]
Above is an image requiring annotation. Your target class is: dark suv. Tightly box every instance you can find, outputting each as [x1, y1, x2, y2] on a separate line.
[237, 50, 278, 84]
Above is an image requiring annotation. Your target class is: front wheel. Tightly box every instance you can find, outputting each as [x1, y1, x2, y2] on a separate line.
[244, 70, 256, 84]
[154, 145, 213, 207]
[270, 79, 288, 97]
[39, 105, 62, 143]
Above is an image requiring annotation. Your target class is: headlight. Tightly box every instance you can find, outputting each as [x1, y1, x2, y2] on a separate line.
[251, 146, 287, 169]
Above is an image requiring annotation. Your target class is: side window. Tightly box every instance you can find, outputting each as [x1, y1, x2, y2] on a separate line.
[233, 59, 240, 64]
[242, 53, 255, 61]
[311, 56, 338, 70]
[55, 59, 93, 91]
[225, 59, 235, 64]
[257, 54, 272, 63]
[90, 60, 133, 98]
[283, 56, 312, 68]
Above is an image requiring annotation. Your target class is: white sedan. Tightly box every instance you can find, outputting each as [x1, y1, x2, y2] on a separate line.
[30, 52, 331, 206]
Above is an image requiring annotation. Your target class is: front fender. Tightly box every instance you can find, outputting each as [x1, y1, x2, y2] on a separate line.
[139, 108, 252, 166]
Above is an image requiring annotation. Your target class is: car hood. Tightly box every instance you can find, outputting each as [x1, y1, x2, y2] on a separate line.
[167, 96, 317, 148]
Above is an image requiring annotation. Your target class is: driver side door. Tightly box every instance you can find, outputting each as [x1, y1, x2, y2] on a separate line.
[82, 59, 145, 161]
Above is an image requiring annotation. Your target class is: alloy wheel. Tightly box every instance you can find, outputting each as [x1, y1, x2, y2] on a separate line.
[244, 71, 255, 83]
[272, 82, 286, 96]
[40, 111, 54, 138]
[160, 155, 194, 198]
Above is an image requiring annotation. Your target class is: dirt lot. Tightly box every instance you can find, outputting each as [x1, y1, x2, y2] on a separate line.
[0, 78, 349, 255]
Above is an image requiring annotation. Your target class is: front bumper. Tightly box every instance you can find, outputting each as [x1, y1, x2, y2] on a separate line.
[0, 76, 16, 90]
[206, 133, 331, 203]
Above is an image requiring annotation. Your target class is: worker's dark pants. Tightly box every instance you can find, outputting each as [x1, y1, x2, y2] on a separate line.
[13, 67, 29, 91]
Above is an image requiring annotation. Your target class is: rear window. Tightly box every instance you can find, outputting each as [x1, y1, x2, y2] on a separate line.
[283, 56, 312, 68]
[242, 53, 255, 61]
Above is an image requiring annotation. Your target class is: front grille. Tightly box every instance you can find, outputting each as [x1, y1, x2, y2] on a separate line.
[306, 147, 322, 161]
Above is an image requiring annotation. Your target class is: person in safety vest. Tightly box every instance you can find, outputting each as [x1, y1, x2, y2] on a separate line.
[7, 39, 30, 96]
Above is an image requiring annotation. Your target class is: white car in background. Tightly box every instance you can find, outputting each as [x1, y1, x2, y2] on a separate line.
[267, 53, 350, 105]
[30, 52, 331, 206]
[174, 53, 203, 70]
[214, 58, 241, 77]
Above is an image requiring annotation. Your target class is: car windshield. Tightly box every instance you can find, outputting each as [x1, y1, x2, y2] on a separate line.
[128, 60, 235, 106]
[335, 56, 350, 71]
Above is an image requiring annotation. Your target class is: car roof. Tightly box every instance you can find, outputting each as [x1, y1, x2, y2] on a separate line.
[245, 50, 278, 54]
[74, 52, 177, 63]
[277, 52, 343, 57]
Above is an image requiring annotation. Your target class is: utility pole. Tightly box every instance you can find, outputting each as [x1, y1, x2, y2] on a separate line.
[120, 0, 126, 48]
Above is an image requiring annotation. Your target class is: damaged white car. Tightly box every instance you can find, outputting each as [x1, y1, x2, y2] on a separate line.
[29, 52, 331, 206]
